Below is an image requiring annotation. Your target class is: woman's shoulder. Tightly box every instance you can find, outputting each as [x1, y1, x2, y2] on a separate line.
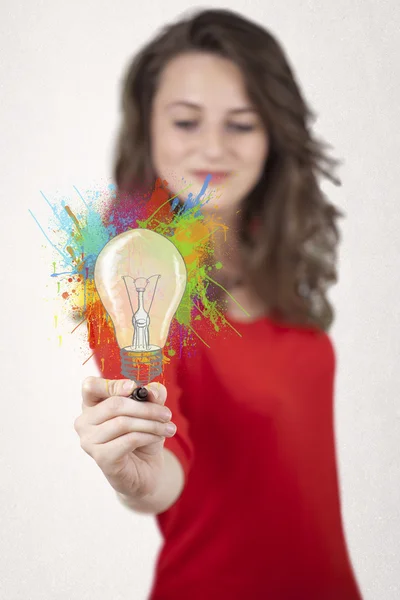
[256, 314, 337, 378]
[289, 326, 336, 377]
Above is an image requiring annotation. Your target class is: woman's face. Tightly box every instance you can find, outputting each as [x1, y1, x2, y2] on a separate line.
[150, 52, 269, 217]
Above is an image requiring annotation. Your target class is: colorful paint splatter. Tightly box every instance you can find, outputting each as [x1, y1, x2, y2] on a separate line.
[30, 178, 244, 375]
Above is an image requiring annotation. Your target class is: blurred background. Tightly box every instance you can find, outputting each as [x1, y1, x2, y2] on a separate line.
[0, 0, 399, 598]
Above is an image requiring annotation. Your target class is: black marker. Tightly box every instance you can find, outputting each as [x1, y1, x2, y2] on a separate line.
[130, 387, 149, 402]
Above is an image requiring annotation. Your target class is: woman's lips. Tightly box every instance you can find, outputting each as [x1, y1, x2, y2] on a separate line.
[192, 171, 231, 184]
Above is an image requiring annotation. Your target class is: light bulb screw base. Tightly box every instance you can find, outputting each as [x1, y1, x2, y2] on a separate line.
[120, 346, 163, 386]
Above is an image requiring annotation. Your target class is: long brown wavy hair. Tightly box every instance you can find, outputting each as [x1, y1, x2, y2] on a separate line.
[112, 8, 344, 332]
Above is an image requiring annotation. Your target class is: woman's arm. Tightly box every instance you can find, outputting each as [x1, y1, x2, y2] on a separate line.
[116, 447, 185, 515]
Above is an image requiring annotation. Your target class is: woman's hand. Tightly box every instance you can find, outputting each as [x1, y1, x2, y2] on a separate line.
[74, 377, 177, 499]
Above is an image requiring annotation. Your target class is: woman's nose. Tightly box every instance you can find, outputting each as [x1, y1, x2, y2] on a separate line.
[201, 127, 226, 160]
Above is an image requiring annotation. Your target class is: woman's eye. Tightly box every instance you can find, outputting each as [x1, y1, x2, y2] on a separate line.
[174, 120, 198, 130]
[173, 121, 256, 132]
[228, 123, 255, 132]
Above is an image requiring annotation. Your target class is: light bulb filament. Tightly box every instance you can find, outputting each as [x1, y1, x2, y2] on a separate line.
[133, 288, 150, 350]
[122, 274, 161, 351]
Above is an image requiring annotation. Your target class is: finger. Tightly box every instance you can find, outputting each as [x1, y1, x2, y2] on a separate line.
[94, 433, 166, 470]
[88, 394, 172, 427]
[82, 376, 137, 409]
[81, 377, 166, 409]
[144, 382, 167, 406]
[89, 415, 177, 444]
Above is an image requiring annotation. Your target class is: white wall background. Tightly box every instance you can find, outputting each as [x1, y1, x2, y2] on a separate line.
[1, 0, 399, 598]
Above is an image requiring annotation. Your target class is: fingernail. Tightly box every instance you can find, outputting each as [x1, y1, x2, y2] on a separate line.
[123, 380, 134, 393]
[163, 408, 172, 420]
[165, 423, 177, 435]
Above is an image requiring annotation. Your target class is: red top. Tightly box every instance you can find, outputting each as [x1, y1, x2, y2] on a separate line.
[93, 311, 362, 599]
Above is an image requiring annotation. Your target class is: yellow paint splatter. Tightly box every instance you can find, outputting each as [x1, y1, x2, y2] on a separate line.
[64, 205, 83, 240]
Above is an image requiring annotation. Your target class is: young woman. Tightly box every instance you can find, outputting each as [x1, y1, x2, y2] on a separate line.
[74, 9, 363, 599]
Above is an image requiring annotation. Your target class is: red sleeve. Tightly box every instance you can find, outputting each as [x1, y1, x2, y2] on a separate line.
[158, 353, 194, 482]
[299, 331, 362, 596]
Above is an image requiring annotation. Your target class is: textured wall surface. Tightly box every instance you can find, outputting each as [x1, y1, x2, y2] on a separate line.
[1, 1, 399, 598]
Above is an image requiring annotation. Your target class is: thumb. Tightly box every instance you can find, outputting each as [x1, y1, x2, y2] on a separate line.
[145, 382, 167, 407]
[81, 376, 137, 408]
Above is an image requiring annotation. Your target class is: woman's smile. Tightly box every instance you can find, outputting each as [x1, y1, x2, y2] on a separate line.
[191, 170, 232, 185]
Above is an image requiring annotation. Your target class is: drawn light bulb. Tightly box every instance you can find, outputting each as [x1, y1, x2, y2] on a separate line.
[94, 229, 187, 386]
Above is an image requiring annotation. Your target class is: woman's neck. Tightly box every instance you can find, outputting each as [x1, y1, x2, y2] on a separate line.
[205, 209, 268, 323]
[225, 283, 268, 322]
[208, 209, 242, 278]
